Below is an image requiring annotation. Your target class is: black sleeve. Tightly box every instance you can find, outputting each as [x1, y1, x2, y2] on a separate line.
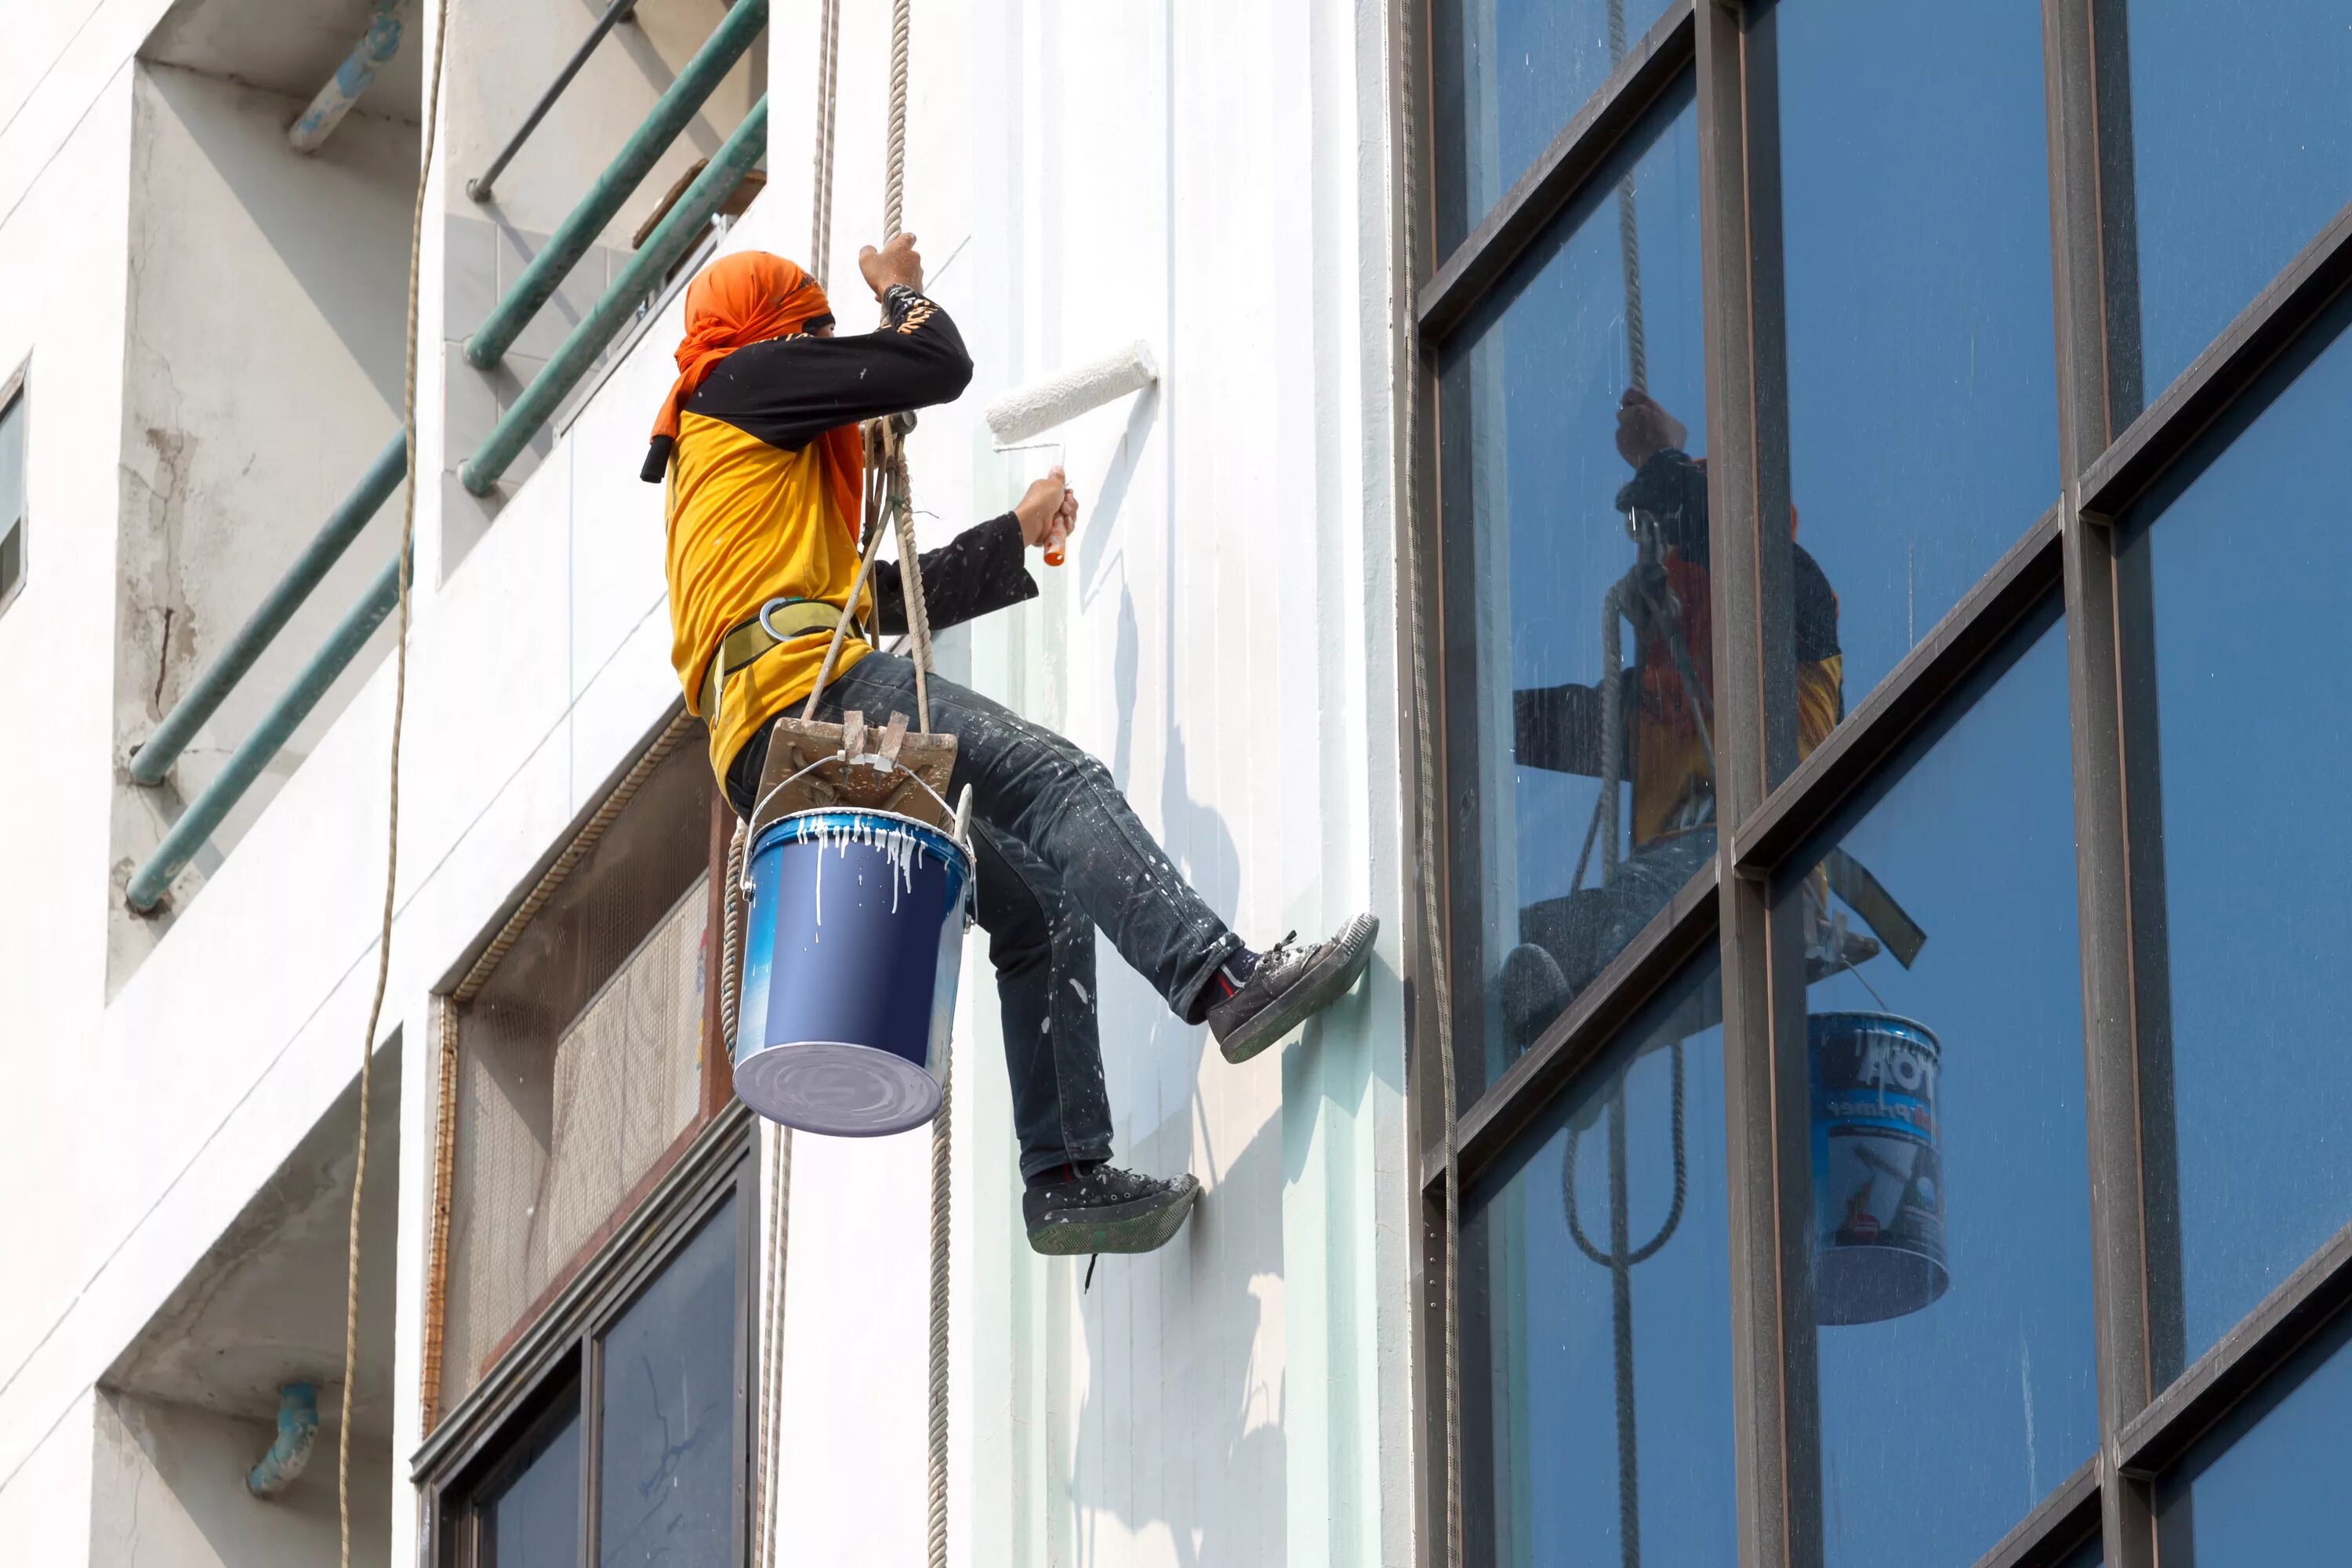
[1613, 448, 1711, 565]
[1792, 542, 1842, 662]
[640, 285, 975, 480]
[1515, 681, 1606, 776]
[869, 513, 1039, 636]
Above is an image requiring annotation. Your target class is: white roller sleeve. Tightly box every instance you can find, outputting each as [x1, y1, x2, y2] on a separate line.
[984, 339, 1160, 446]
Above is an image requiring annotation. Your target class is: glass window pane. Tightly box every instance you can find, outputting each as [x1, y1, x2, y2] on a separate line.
[2110, 1, 2352, 419]
[1461, 954, 1733, 1566]
[1778, 604, 2099, 1567]
[1439, 83, 1705, 1098]
[485, 1406, 583, 1568]
[1765, 0, 2058, 775]
[1431, 0, 1674, 256]
[597, 1197, 739, 1566]
[2154, 1307, 2352, 1566]
[2115, 296, 2352, 1385]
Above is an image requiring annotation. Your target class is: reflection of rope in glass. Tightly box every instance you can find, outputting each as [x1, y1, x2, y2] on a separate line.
[1563, 1039, 1686, 1568]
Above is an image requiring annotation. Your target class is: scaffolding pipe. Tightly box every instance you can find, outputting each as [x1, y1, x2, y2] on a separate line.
[461, 96, 767, 495]
[289, 0, 406, 154]
[466, 0, 636, 203]
[131, 434, 406, 788]
[462, 0, 768, 371]
[128, 550, 404, 913]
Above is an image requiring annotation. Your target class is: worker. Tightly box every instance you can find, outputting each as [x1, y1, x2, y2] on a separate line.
[1499, 389, 1845, 1045]
[644, 238, 1377, 1257]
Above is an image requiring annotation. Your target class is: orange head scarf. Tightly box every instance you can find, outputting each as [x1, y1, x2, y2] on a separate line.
[647, 250, 863, 542]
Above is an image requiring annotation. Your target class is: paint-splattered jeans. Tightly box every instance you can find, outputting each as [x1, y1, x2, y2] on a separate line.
[727, 652, 1244, 1179]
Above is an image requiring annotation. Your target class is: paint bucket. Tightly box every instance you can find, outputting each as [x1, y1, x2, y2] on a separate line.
[733, 808, 973, 1137]
[1809, 1012, 1949, 1326]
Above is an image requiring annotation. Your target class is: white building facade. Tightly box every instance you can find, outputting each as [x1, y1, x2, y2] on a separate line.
[0, 1, 1415, 1563]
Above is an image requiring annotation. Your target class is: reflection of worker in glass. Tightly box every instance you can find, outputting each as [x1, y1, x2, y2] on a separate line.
[1498, 390, 1846, 1044]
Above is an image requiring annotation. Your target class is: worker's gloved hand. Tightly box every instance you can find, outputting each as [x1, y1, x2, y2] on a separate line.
[1014, 466, 1078, 557]
[1614, 387, 1687, 469]
[858, 231, 925, 300]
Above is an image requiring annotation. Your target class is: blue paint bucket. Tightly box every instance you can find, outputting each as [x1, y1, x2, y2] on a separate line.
[1809, 1012, 1950, 1326]
[734, 808, 973, 1136]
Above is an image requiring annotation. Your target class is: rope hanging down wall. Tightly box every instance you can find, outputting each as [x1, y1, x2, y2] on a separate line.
[339, 0, 451, 1560]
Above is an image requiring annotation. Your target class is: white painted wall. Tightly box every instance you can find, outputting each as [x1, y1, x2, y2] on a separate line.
[0, 3, 1412, 1566]
[91, 1392, 392, 1568]
[111, 62, 416, 974]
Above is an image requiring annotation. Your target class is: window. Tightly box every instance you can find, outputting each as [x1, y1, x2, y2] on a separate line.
[428, 1162, 753, 1568]
[1439, 81, 1704, 1096]
[1409, 3, 2352, 1564]
[1461, 955, 1733, 1564]
[1766, 0, 2058, 748]
[2152, 1306, 2352, 1565]
[1777, 604, 2096, 1566]
[2116, 291, 2352, 1384]
[2100, 0, 2352, 420]
[0, 370, 24, 618]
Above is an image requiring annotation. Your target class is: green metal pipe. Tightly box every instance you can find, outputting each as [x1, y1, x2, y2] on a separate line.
[462, 96, 767, 495]
[127, 551, 404, 913]
[462, 0, 767, 372]
[131, 433, 407, 788]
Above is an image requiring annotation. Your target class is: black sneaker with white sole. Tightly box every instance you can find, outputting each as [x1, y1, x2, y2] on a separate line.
[1023, 1164, 1201, 1256]
[1207, 913, 1380, 1065]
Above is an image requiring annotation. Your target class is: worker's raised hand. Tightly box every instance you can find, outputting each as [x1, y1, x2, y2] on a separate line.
[1014, 467, 1078, 561]
[1614, 387, 1687, 469]
[858, 232, 925, 301]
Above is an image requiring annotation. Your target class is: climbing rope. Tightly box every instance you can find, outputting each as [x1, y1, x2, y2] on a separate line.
[340, 0, 450, 1561]
[1392, 0, 1461, 1561]
[808, 0, 840, 288]
[1563, 1044, 1688, 1568]
[1607, 0, 1646, 394]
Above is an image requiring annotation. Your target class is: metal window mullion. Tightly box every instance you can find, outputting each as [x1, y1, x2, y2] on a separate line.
[1419, 866, 1719, 1195]
[1393, 0, 1455, 1557]
[2042, 3, 2156, 1564]
[1697, 5, 1816, 1566]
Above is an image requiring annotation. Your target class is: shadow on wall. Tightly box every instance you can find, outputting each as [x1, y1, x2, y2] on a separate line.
[1067, 1101, 1288, 1567]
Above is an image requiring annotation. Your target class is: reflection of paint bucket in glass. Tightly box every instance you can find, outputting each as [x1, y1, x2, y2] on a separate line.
[734, 809, 972, 1137]
[1809, 1012, 1949, 1326]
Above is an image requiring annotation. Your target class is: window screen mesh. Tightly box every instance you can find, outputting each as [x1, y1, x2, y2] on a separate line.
[441, 739, 717, 1414]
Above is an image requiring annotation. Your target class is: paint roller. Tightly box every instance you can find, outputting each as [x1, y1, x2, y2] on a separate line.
[984, 339, 1160, 564]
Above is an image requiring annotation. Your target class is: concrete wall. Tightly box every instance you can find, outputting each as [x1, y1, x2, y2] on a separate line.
[111, 62, 417, 974]
[92, 1392, 391, 1568]
[438, 0, 763, 564]
[0, 2, 1414, 1566]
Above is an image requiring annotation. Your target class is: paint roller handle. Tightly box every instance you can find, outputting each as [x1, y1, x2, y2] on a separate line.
[1014, 466, 1078, 568]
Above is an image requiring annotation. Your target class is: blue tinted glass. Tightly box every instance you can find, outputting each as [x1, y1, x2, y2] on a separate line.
[2115, 300, 2352, 1383]
[1769, 0, 2058, 757]
[1461, 955, 1733, 1565]
[1439, 86, 1707, 1096]
[1780, 606, 2100, 1567]
[1432, 0, 1674, 254]
[486, 1406, 583, 1568]
[2115, 1, 2352, 417]
[597, 1199, 738, 1566]
[2058, 1538, 2103, 1568]
[2154, 1308, 2352, 1566]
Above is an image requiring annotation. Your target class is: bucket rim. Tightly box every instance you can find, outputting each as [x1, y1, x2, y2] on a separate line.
[1806, 1010, 1940, 1050]
[751, 804, 973, 865]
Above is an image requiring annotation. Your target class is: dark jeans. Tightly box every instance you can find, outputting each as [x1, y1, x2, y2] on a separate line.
[1519, 827, 1716, 995]
[727, 652, 1243, 1179]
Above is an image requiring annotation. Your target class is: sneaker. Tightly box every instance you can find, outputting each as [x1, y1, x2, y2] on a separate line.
[1023, 1165, 1201, 1256]
[1498, 942, 1571, 1048]
[1207, 913, 1380, 1065]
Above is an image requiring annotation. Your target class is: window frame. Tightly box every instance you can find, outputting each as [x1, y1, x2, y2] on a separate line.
[0, 360, 28, 621]
[417, 1105, 757, 1568]
[1397, 2, 2352, 1565]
